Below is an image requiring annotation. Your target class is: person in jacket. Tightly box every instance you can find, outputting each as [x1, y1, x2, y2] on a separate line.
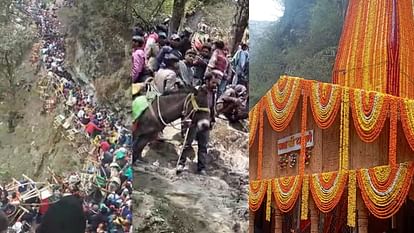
[177, 71, 220, 175]
[216, 84, 248, 123]
[153, 52, 181, 94]
[206, 40, 228, 79]
[192, 44, 211, 86]
[178, 49, 196, 86]
[131, 36, 146, 83]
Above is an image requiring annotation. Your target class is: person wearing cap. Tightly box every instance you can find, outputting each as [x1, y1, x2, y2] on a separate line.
[216, 84, 248, 123]
[153, 52, 181, 94]
[178, 49, 196, 87]
[131, 35, 146, 83]
[156, 34, 182, 69]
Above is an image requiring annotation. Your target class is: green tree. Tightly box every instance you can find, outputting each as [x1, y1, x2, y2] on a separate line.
[0, 0, 34, 132]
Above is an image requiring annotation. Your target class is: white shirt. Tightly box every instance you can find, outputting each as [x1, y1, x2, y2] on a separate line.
[12, 221, 23, 233]
[77, 109, 85, 119]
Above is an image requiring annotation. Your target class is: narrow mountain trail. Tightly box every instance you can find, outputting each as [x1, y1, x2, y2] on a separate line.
[133, 119, 249, 233]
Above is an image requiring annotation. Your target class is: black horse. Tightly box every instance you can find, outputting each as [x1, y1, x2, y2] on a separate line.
[132, 86, 212, 164]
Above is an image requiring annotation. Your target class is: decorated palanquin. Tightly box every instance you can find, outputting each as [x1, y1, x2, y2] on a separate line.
[249, 76, 414, 233]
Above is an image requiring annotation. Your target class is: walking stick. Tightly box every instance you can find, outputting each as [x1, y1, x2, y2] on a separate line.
[176, 121, 192, 169]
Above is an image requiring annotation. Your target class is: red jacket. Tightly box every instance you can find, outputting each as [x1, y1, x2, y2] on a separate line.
[100, 141, 110, 152]
[39, 199, 49, 215]
[85, 122, 102, 135]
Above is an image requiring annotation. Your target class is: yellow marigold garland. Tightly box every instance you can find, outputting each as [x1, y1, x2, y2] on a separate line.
[309, 82, 342, 129]
[249, 102, 261, 148]
[264, 76, 302, 132]
[357, 162, 414, 219]
[272, 175, 303, 213]
[347, 170, 356, 227]
[257, 102, 264, 179]
[309, 171, 348, 213]
[300, 80, 310, 175]
[249, 179, 268, 212]
[339, 88, 350, 170]
[350, 89, 390, 142]
[388, 97, 397, 166]
[266, 179, 272, 221]
[399, 98, 414, 152]
[301, 175, 309, 220]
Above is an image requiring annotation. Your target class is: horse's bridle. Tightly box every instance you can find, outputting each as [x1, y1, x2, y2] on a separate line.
[155, 93, 210, 128]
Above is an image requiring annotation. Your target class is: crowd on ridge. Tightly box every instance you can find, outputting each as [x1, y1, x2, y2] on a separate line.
[1, 1, 134, 232]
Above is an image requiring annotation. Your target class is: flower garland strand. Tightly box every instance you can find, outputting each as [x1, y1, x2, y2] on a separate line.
[266, 179, 272, 221]
[399, 98, 414, 152]
[388, 97, 397, 166]
[340, 88, 350, 170]
[350, 89, 389, 143]
[347, 170, 356, 227]
[300, 80, 310, 175]
[357, 162, 414, 219]
[272, 175, 303, 213]
[249, 180, 267, 212]
[301, 175, 309, 220]
[309, 171, 348, 213]
[257, 100, 264, 179]
[264, 76, 302, 132]
[249, 102, 260, 148]
[309, 82, 342, 129]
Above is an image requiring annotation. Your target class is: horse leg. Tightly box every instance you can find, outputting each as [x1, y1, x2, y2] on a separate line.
[132, 133, 155, 164]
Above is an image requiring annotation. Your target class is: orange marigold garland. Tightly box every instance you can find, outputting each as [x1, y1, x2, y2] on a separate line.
[339, 88, 350, 170]
[249, 101, 261, 148]
[257, 100, 264, 179]
[388, 97, 397, 166]
[299, 80, 310, 175]
[264, 76, 302, 132]
[347, 170, 356, 227]
[399, 98, 414, 152]
[309, 82, 342, 129]
[249, 179, 268, 212]
[357, 162, 414, 219]
[309, 171, 348, 213]
[272, 175, 303, 213]
[350, 89, 390, 142]
[301, 175, 309, 220]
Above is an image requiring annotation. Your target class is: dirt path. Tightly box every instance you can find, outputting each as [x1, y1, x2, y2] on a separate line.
[133, 119, 249, 233]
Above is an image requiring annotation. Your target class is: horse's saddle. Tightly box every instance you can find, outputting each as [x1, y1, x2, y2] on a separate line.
[132, 81, 160, 121]
[132, 96, 149, 121]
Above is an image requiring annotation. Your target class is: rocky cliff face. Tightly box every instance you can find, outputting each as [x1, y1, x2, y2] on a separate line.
[60, 8, 132, 124]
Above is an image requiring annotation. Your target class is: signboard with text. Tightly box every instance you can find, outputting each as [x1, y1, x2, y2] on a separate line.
[277, 130, 314, 155]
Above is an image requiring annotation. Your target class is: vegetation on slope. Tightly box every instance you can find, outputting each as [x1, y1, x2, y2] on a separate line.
[250, 0, 347, 108]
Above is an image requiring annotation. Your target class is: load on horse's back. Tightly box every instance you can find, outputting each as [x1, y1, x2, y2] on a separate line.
[131, 84, 212, 164]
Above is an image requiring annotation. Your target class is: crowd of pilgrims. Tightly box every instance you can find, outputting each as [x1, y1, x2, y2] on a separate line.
[131, 23, 249, 175]
[0, 1, 133, 232]
[131, 23, 249, 123]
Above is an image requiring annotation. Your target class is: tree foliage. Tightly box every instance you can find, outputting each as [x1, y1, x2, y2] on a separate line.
[0, 0, 35, 132]
[250, 0, 346, 108]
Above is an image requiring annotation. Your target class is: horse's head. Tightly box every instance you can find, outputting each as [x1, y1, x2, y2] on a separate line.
[183, 85, 211, 131]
